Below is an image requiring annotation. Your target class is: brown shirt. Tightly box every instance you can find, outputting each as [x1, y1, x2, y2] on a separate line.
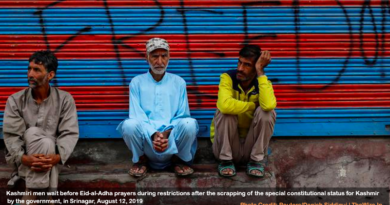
[3, 87, 79, 166]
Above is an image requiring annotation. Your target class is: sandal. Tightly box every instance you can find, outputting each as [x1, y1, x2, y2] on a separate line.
[173, 164, 194, 177]
[129, 156, 148, 178]
[129, 162, 148, 177]
[246, 160, 265, 178]
[171, 156, 194, 177]
[218, 160, 236, 177]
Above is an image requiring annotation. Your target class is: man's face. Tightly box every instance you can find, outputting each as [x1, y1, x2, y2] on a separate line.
[27, 61, 52, 88]
[147, 48, 170, 75]
[236, 56, 256, 82]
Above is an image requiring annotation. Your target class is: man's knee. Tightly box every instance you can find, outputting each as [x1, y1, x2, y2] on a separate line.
[24, 127, 42, 143]
[25, 126, 41, 135]
[254, 108, 276, 124]
[214, 110, 238, 127]
[121, 119, 142, 137]
[215, 110, 237, 120]
[176, 118, 198, 136]
[29, 138, 55, 155]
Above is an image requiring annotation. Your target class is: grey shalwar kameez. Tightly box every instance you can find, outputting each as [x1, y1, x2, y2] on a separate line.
[3, 87, 79, 189]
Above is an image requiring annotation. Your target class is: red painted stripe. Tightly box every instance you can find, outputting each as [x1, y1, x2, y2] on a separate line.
[0, 34, 389, 59]
[1, 84, 390, 110]
[0, 0, 385, 7]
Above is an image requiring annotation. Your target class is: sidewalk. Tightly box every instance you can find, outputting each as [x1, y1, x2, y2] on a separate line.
[1, 137, 389, 189]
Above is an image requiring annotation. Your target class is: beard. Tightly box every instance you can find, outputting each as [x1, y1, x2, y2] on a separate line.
[236, 71, 251, 82]
[149, 61, 168, 75]
[28, 74, 48, 88]
[28, 78, 38, 88]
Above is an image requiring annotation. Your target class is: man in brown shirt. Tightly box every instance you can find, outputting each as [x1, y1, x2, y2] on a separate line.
[3, 50, 79, 193]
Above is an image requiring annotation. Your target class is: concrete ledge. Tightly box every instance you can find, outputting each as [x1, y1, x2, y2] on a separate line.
[0, 137, 389, 189]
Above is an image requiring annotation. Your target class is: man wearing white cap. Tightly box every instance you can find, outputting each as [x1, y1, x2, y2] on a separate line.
[117, 38, 198, 177]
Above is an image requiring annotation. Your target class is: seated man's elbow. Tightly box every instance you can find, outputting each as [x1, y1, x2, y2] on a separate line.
[219, 109, 232, 115]
[217, 102, 233, 114]
[260, 101, 277, 112]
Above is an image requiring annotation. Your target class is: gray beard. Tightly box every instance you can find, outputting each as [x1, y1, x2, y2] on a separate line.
[149, 62, 168, 75]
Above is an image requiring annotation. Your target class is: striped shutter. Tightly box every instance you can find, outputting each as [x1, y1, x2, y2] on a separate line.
[0, 0, 389, 138]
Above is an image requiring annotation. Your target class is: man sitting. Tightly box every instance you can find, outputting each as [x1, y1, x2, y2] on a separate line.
[117, 38, 198, 178]
[211, 45, 277, 178]
[3, 50, 79, 200]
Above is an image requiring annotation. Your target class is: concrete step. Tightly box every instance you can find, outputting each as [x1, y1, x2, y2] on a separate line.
[0, 137, 389, 188]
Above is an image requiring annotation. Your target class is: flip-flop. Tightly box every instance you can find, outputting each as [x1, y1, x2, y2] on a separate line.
[128, 162, 148, 178]
[173, 164, 194, 177]
[246, 161, 265, 178]
[218, 160, 236, 177]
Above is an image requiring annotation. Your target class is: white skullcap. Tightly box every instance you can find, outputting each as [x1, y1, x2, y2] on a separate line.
[146, 38, 170, 54]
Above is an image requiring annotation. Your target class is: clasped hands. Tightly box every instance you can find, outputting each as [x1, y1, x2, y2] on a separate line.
[152, 129, 172, 152]
[21, 154, 61, 172]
